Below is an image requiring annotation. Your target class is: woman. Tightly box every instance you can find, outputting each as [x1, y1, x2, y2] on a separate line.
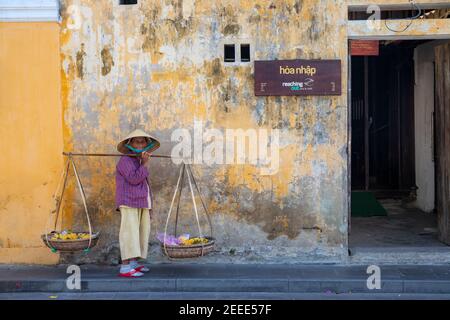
[115, 129, 160, 277]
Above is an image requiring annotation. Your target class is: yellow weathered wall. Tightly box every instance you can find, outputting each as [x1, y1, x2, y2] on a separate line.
[0, 22, 62, 264]
[60, 0, 350, 264]
[0, 0, 446, 265]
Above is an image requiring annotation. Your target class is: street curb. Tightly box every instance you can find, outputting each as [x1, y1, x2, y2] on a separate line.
[1, 278, 450, 294]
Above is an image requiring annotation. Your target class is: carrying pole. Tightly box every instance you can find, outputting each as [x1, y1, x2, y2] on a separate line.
[63, 152, 175, 159]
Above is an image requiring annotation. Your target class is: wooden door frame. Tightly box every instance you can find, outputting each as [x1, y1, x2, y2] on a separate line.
[435, 42, 450, 245]
[347, 35, 450, 250]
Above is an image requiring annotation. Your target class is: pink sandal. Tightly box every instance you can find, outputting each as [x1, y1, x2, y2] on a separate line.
[118, 268, 144, 278]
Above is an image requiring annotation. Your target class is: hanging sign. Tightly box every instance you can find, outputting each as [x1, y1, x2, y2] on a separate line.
[254, 59, 341, 96]
[351, 40, 379, 56]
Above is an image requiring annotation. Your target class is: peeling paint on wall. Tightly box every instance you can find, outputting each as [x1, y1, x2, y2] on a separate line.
[58, 0, 434, 264]
[76, 43, 86, 79]
[101, 46, 114, 76]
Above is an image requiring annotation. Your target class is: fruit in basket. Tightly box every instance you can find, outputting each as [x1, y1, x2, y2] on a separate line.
[156, 233, 210, 246]
[49, 231, 92, 241]
[193, 237, 210, 244]
[181, 237, 209, 246]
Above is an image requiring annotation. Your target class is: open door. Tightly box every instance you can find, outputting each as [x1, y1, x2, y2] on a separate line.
[435, 43, 450, 245]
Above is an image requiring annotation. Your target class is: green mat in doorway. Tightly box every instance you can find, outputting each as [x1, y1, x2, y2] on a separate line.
[351, 192, 387, 217]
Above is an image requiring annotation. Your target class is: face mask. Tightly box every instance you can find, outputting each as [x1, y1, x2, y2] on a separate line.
[125, 141, 156, 154]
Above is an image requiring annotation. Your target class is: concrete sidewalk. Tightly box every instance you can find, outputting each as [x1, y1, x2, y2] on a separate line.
[0, 264, 450, 299]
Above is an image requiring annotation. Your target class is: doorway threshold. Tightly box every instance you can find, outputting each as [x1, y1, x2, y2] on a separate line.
[348, 246, 450, 265]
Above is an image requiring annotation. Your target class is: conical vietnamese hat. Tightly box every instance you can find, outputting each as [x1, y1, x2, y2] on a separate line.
[117, 129, 161, 154]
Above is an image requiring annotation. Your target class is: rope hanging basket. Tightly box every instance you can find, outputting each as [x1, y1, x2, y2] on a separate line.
[160, 237, 215, 259]
[160, 163, 215, 259]
[42, 155, 100, 253]
[42, 231, 100, 252]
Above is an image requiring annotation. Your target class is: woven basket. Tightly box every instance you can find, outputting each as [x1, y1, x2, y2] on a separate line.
[41, 231, 100, 252]
[161, 237, 215, 259]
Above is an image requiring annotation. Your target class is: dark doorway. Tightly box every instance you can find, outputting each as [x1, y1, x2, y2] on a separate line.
[351, 42, 418, 196]
[348, 40, 450, 250]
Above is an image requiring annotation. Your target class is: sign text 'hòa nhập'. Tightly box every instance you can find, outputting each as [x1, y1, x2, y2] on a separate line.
[254, 59, 341, 96]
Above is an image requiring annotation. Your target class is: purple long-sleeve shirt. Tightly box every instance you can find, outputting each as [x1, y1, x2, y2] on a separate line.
[115, 155, 153, 210]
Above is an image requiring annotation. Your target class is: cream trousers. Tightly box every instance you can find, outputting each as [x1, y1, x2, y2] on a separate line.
[119, 207, 151, 261]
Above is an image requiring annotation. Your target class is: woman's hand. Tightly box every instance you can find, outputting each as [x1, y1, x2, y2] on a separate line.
[141, 151, 151, 165]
